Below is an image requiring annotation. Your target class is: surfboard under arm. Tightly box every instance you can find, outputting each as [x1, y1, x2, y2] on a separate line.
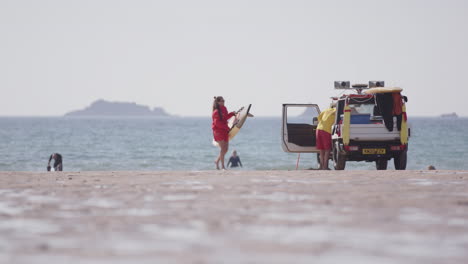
[212, 104, 252, 146]
[229, 104, 252, 140]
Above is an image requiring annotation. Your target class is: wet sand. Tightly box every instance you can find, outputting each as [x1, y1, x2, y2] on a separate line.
[1, 170, 467, 264]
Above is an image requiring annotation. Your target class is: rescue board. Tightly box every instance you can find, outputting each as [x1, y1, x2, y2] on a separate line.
[228, 104, 252, 140]
[363, 87, 403, 94]
[213, 104, 253, 146]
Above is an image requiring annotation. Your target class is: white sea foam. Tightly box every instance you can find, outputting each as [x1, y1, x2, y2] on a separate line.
[162, 194, 197, 201]
[82, 198, 120, 208]
[0, 201, 24, 215]
[0, 219, 60, 234]
[241, 192, 313, 202]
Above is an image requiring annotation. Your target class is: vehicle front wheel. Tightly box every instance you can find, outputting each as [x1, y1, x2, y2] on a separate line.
[394, 150, 407, 170]
[376, 159, 388, 170]
[333, 142, 346, 170]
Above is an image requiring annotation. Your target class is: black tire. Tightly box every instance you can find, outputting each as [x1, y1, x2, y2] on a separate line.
[333, 142, 346, 170]
[376, 159, 388, 170]
[394, 150, 407, 170]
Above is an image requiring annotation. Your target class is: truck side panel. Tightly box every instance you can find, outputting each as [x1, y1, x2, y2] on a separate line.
[349, 124, 401, 141]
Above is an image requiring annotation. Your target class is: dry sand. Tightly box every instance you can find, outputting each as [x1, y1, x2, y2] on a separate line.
[0, 170, 467, 264]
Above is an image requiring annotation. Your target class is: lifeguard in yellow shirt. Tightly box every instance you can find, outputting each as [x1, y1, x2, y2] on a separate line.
[316, 107, 336, 170]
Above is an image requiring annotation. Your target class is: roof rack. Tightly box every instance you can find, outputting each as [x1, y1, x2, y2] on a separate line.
[335, 81, 385, 94]
[352, 84, 368, 88]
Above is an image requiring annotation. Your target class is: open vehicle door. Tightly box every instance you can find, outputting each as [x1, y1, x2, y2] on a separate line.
[281, 104, 321, 153]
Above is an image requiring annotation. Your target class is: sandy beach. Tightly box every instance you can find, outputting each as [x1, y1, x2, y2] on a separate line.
[1, 170, 467, 264]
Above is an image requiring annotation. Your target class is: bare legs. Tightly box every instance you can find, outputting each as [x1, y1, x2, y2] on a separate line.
[319, 149, 331, 170]
[215, 140, 229, 170]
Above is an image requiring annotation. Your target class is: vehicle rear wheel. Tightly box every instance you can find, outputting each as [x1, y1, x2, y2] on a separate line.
[394, 150, 407, 170]
[333, 142, 346, 170]
[376, 159, 388, 170]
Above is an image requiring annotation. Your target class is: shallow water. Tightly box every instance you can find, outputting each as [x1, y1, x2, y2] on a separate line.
[1, 171, 467, 264]
[0, 117, 467, 171]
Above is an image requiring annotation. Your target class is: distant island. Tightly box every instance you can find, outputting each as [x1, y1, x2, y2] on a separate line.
[440, 112, 458, 118]
[65, 99, 170, 117]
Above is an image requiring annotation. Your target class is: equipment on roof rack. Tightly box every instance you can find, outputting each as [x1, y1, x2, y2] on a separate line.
[334, 81, 350, 89]
[369, 81, 385, 88]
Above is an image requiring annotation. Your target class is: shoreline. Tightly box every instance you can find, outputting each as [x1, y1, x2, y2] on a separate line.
[1, 170, 467, 263]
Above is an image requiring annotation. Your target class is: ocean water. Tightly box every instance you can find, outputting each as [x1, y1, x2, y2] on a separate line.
[0, 117, 467, 171]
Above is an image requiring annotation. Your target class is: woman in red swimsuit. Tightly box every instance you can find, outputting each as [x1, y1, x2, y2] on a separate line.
[212, 96, 236, 170]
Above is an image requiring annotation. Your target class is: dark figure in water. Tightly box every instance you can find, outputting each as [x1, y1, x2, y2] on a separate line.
[47, 153, 63, 171]
[227, 150, 242, 168]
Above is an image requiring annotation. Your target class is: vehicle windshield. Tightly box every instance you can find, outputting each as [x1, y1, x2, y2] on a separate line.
[349, 104, 375, 115]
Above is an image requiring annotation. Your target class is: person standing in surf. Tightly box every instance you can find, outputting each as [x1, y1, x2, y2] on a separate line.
[47, 153, 63, 171]
[227, 150, 243, 168]
[212, 96, 236, 170]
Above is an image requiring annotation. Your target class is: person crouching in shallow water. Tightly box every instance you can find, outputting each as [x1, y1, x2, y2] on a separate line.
[316, 106, 336, 170]
[212, 96, 236, 170]
[227, 150, 243, 168]
[47, 153, 63, 171]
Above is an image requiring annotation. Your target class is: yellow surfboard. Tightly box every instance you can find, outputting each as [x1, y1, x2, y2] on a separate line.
[343, 105, 351, 145]
[363, 87, 403, 94]
[228, 104, 252, 140]
[400, 104, 408, 145]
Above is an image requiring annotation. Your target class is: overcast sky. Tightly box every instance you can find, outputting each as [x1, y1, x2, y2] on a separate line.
[1, 0, 467, 117]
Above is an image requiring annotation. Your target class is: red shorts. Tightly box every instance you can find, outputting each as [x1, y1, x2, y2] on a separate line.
[213, 130, 229, 142]
[316, 129, 332, 150]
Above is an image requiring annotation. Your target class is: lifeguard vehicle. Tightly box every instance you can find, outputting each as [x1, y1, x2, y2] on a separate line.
[281, 81, 409, 170]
